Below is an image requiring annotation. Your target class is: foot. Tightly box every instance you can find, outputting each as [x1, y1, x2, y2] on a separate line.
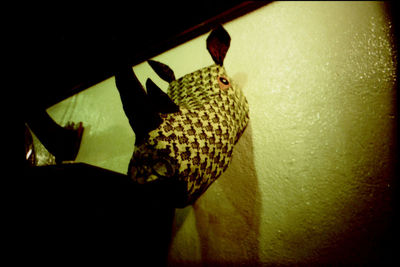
[54, 121, 84, 163]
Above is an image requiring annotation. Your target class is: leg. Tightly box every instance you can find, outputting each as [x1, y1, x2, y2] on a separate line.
[114, 65, 162, 143]
[26, 109, 84, 162]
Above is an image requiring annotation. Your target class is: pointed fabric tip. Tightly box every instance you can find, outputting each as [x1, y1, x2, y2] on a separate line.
[206, 25, 231, 66]
[146, 78, 180, 114]
[148, 60, 176, 83]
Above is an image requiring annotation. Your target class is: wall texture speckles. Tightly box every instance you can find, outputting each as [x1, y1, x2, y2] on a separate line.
[47, 1, 396, 265]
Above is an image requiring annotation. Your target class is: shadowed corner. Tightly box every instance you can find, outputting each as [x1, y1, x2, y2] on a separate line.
[192, 121, 261, 265]
[20, 163, 177, 266]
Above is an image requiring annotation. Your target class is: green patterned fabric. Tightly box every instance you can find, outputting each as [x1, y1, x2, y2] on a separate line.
[120, 26, 249, 206]
[129, 64, 249, 205]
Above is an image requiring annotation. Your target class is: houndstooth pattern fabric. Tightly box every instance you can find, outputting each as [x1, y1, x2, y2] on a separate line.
[128, 64, 249, 206]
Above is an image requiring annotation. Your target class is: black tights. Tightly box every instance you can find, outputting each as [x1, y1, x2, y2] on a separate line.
[25, 109, 83, 162]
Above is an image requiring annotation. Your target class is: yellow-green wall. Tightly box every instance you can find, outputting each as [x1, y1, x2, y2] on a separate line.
[47, 1, 396, 264]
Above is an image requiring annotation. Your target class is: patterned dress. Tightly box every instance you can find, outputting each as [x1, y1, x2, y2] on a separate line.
[128, 64, 249, 206]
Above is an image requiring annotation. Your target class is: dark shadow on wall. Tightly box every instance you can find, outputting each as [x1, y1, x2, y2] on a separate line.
[193, 121, 261, 265]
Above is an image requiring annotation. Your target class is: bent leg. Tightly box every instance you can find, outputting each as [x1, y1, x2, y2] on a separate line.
[26, 110, 84, 162]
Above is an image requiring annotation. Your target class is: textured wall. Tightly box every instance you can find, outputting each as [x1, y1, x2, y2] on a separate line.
[47, 1, 396, 265]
